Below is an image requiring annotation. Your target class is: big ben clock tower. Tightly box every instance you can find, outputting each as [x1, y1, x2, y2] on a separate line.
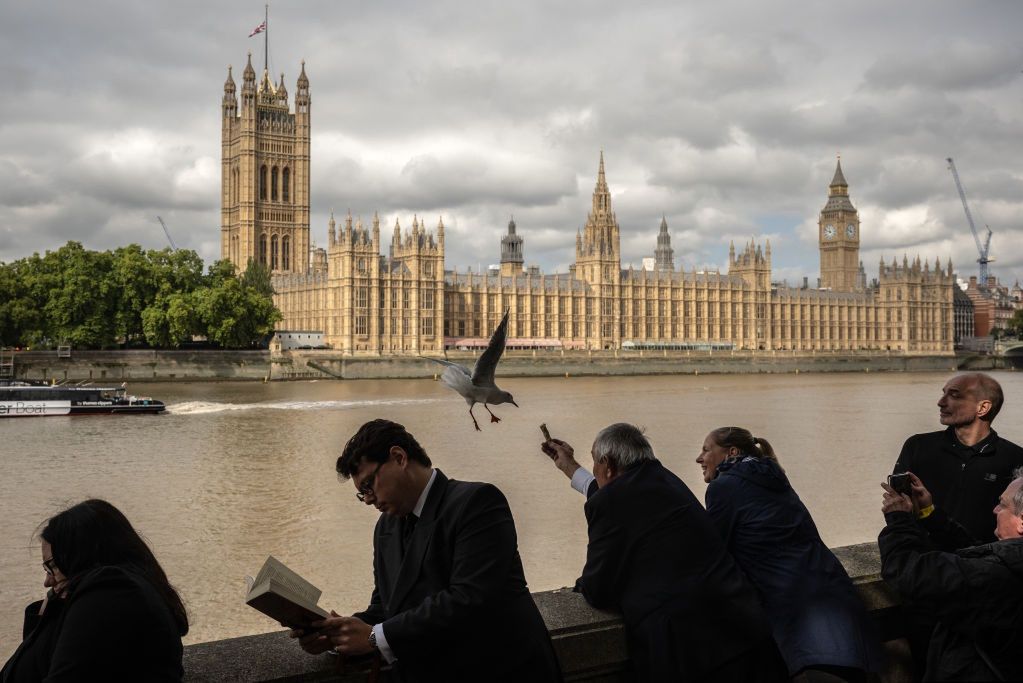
[819, 157, 861, 291]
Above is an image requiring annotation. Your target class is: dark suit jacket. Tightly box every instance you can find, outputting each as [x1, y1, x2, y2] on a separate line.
[577, 459, 777, 683]
[354, 470, 561, 683]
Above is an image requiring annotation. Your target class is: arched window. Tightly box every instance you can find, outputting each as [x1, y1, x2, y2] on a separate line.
[282, 235, 290, 271]
[259, 165, 268, 200]
[271, 235, 279, 270]
[282, 167, 290, 203]
[259, 234, 268, 266]
[271, 166, 279, 201]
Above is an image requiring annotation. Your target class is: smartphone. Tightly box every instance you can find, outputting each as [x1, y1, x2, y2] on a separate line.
[888, 472, 912, 496]
[540, 423, 552, 442]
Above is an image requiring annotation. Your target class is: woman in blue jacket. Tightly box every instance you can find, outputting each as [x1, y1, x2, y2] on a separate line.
[697, 427, 881, 683]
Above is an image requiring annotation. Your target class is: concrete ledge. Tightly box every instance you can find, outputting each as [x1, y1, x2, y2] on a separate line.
[183, 542, 905, 682]
[7, 349, 957, 382]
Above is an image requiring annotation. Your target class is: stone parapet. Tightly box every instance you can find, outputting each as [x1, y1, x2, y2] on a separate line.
[182, 542, 911, 682]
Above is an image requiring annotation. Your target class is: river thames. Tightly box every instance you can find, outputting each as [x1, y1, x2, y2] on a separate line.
[2, 370, 1022, 658]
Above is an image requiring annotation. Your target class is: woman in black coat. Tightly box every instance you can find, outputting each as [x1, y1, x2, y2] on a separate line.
[1, 499, 188, 683]
[697, 427, 881, 682]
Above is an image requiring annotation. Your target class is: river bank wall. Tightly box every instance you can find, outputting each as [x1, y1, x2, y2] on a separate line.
[7, 349, 965, 382]
[6, 349, 974, 383]
[181, 542, 910, 682]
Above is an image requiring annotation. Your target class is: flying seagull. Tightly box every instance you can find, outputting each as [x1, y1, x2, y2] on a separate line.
[423, 311, 518, 431]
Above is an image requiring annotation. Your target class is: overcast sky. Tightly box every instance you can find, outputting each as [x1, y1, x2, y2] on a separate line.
[2, 1, 1021, 287]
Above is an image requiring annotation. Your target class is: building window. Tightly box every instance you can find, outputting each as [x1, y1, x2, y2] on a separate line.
[422, 289, 433, 310]
[355, 316, 368, 335]
[259, 234, 268, 266]
[282, 236, 290, 271]
[357, 287, 369, 309]
[271, 166, 279, 201]
[422, 318, 434, 336]
[282, 167, 290, 202]
[271, 235, 279, 270]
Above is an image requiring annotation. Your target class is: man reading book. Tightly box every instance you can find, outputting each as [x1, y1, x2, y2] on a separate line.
[293, 419, 561, 682]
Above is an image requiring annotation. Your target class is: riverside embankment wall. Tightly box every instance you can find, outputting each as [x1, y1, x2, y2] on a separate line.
[8, 349, 961, 383]
[181, 542, 911, 682]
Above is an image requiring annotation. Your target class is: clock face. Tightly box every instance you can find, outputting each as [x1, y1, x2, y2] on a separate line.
[846, 223, 856, 239]
[823, 224, 836, 240]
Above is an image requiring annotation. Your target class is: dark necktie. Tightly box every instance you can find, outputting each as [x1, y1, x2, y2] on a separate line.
[402, 513, 418, 552]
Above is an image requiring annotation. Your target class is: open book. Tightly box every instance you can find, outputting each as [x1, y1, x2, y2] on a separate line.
[245, 556, 329, 629]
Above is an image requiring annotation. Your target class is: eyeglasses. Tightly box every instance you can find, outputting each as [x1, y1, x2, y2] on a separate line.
[42, 558, 57, 576]
[356, 460, 386, 502]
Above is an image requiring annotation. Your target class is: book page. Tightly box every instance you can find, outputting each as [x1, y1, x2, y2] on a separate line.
[250, 555, 322, 605]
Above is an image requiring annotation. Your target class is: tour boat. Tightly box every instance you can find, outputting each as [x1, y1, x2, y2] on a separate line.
[0, 381, 166, 417]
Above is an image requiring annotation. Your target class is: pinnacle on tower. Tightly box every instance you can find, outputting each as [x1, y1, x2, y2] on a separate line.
[224, 65, 236, 92]
[243, 53, 256, 83]
[830, 156, 848, 189]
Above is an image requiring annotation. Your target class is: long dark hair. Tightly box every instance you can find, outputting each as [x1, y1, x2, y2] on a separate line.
[709, 427, 781, 466]
[40, 499, 188, 635]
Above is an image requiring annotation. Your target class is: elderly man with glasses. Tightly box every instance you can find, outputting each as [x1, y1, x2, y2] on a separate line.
[293, 418, 561, 683]
[542, 423, 786, 683]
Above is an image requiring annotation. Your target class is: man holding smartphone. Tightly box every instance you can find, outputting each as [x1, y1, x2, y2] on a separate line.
[893, 372, 1023, 543]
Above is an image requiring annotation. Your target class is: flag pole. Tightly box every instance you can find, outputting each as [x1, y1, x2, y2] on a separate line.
[263, 4, 269, 74]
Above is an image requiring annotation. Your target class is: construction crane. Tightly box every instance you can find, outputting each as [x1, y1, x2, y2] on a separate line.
[156, 216, 179, 251]
[946, 157, 993, 285]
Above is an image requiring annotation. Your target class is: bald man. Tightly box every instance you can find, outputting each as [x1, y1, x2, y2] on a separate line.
[894, 372, 1023, 543]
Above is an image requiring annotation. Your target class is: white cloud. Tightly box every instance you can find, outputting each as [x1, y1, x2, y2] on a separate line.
[0, 0, 1021, 289]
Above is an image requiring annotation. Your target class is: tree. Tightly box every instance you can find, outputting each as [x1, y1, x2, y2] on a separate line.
[111, 244, 157, 345]
[240, 259, 275, 298]
[142, 292, 197, 348]
[1008, 309, 1023, 337]
[194, 272, 280, 348]
[43, 242, 118, 348]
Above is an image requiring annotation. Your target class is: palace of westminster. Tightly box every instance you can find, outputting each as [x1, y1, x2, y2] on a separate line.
[220, 57, 954, 356]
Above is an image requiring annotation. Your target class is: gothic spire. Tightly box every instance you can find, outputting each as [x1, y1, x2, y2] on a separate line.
[830, 155, 848, 189]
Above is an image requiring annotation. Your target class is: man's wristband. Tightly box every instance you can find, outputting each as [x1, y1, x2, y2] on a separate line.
[917, 504, 935, 519]
[368, 629, 378, 650]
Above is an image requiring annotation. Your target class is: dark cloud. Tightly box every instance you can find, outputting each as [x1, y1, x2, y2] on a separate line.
[1, 0, 1021, 289]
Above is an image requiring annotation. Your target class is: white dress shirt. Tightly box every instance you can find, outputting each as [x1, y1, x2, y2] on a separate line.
[571, 467, 595, 496]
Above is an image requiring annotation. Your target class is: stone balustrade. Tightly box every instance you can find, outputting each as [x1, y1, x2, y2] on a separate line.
[183, 542, 912, 682]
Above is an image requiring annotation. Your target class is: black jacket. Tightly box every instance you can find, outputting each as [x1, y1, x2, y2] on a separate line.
[707, 456, 881, 675]
[895, 427, 1023, 542]
[0, 565, 184, 683]
[576, 459, 778, 683]
[879, 511, 1023, 681]
[354, 470, 560, 683]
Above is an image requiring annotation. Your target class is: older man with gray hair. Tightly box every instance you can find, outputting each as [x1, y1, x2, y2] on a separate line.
[542, 424, 785, 682]
[880, 466, 1023, 680]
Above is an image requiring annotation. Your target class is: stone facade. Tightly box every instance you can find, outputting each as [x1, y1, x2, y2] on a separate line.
[221, 55, 311, 274]
[218, 61, 954, 356]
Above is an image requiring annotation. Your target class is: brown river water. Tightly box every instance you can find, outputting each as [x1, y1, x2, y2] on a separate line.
[2, 370, 1022, 659]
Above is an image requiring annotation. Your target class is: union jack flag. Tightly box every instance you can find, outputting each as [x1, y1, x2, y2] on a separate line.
[249, 21, 266, 37]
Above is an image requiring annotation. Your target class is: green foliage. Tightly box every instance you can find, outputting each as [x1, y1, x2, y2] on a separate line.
[1, 242, 280, 349]
[1008, 309, 1023, 337]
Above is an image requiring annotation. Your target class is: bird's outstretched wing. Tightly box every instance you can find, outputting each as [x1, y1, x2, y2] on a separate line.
[420, 356, 471, 376]
[471, 310, 509, 386]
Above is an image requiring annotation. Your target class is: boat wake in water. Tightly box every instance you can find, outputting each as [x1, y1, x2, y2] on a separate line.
[168, 398, 442, 415]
